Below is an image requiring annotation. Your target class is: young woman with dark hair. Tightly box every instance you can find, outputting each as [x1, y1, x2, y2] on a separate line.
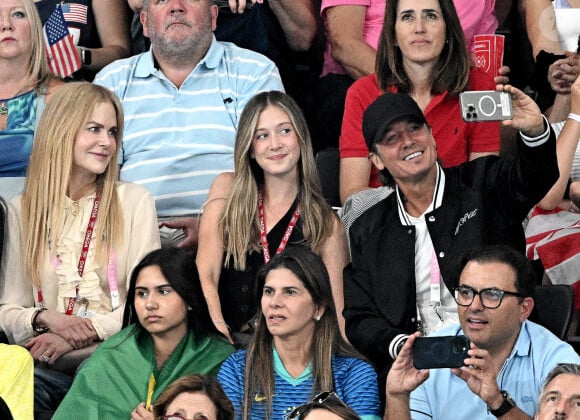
[53, 248, 234, 419]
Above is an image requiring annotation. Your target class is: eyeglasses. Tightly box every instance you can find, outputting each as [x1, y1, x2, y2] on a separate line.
[453, 285, 523, 309]
[285, 391, 347, 420]
[163, 415, 210, 420]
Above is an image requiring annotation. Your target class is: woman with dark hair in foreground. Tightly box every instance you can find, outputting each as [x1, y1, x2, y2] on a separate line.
[53, 248, 234, 419]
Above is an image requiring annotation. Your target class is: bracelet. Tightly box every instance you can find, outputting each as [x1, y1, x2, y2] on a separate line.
[31, 308, 49, 334]
[568, 113, 580, 123]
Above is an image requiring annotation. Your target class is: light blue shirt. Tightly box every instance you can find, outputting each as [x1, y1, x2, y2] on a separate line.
[410, 320, 580, 419]
[94, 36, 284, 217]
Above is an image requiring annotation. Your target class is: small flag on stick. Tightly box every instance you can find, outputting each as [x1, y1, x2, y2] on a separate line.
[44, 4, 81, 78]
[61, 3, 88, 24]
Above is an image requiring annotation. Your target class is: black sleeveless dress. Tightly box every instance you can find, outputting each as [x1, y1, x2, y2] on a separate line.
[218, 201, 305, 332]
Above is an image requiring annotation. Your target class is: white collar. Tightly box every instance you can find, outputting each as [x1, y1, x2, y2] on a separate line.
[396, 164, 445, 226]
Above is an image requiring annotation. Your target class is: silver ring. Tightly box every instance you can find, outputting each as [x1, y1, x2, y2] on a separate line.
[41, 354, 50, 362]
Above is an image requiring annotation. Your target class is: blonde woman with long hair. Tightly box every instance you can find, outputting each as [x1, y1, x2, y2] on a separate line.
[0, 0, 63, 200]
[0, 82, 160, 413]
[197, 91, 349, 345]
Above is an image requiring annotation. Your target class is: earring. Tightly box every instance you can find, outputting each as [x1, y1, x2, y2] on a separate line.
[187, 306, 192, 311]
[315, 314, 321, 321]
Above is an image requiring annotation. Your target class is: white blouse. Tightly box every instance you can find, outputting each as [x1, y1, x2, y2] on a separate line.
[0, 182, 160, 344]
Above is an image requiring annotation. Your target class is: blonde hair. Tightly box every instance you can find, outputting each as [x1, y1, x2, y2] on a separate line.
[19, 0, 53, 90]
[220, 91, 334, 270]
[21, 82, 124, 287]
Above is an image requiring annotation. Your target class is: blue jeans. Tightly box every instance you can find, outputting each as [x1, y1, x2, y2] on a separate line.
[34, 367, 73, 414]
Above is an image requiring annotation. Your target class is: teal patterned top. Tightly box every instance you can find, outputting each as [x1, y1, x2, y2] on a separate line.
[0, 90, 38, 177]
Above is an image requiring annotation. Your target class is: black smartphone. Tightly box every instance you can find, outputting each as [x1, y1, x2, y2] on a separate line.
[412, 335, 470, 370]
[459, 90, 513, 122]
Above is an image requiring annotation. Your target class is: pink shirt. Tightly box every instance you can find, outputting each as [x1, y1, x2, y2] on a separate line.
[455, 0, 498, 51]
[320, 0, 386, 77]
[320, 0, 497, 77]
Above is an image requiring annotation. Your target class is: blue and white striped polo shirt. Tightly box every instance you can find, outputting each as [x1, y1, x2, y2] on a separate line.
[94, 36, 284, 217]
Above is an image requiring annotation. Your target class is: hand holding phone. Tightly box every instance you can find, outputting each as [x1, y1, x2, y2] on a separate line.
[412, 335, 470, 370]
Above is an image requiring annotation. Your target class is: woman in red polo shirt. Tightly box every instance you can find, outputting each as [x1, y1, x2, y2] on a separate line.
[339, 0, 501, 204]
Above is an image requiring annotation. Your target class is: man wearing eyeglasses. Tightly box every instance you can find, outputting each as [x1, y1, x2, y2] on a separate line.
[384, 246, 580, 420]
[343, 85, 560, 382]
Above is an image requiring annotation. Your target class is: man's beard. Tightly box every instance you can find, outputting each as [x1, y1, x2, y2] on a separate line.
[150, 32, 210, 64]
[147, 15, 213, 65]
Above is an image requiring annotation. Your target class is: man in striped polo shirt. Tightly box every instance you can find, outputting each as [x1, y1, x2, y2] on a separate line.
[95, 0, 284, 253]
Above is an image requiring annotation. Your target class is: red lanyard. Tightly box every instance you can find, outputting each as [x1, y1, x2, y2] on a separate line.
[37, 196, 100, 314]
[258, 190, 301, 264]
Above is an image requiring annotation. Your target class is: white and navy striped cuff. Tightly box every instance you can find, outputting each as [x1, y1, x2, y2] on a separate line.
[520, 115, 550, 147]
[389, 334, 410, 360]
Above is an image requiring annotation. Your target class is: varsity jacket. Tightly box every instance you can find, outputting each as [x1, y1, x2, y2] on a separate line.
[344, 126, 558, 377]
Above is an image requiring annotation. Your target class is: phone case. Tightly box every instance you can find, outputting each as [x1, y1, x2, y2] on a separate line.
[412, 335, 470, 369]
[459, 91, 513, 122]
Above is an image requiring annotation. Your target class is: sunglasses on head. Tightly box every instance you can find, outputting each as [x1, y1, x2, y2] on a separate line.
[285, 391, 348, 420]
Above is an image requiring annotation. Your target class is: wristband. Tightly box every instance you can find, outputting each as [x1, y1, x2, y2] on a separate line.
[568, 113, 580, 123]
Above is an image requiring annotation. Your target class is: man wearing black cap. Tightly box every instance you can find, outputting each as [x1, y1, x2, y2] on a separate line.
[343, 85, 559, 380]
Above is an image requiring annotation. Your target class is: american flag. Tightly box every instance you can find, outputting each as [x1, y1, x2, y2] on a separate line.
[62, 3, 88, 25]
[43, 4, 81, 78]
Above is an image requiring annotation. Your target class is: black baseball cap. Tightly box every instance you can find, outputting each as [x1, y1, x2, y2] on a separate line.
[362, 93, 427, 150]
